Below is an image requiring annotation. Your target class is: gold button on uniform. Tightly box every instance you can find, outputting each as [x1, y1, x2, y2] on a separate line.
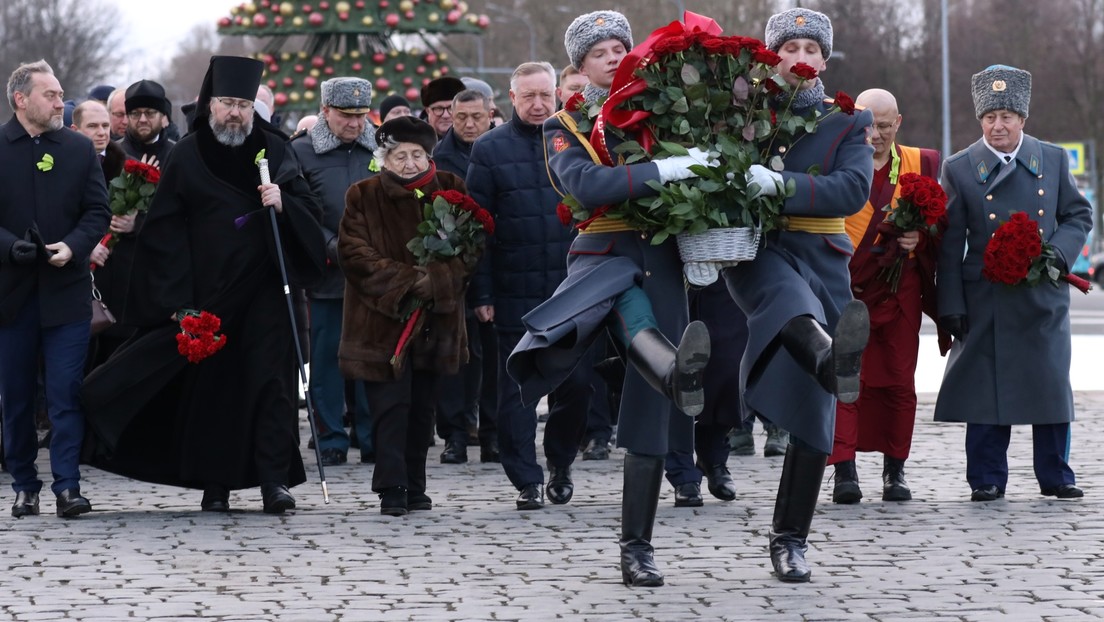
[1038, 189, 1045, 196]
[640, 233, 647, 240]
[644, 271, 652, 277]
[986, 194, 993, 201]
[989, 213, 996, 220]
[778, 146, 787, 154]
[1038, 209, 1045, 216]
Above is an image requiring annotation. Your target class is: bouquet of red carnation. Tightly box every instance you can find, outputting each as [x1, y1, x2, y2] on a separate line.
[982, 212, 1092, 294]
[175, 310, 228, 364]
[392, 189, 492, 368]
[876, 173, 947, 292]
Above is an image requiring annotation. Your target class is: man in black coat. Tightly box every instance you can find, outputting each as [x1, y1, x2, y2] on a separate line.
[0, 60, 110, 518]
[118, 79, 175, 166]
[81, 56, 326, 515]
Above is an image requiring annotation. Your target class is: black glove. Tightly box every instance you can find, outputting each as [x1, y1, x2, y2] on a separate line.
[939, 314, 968, 340]
[9, 239, 37, 265]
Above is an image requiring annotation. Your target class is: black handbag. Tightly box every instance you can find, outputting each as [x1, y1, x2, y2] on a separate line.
[90, 273, 116, 336]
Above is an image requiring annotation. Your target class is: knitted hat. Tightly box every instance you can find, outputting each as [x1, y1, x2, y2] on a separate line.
[321, 77, 373, 113]
[971, 65, 1031, 119]
[124, 79, 171, 116]
[87, 85, 114, 103]
[460, 77, 494, 101]
[376, 116, 437, 154]
[420, 76, 465, 107]
[564, 10, 633, 70]
[765, 8, 833, 60]
[378, 94, 411, 120]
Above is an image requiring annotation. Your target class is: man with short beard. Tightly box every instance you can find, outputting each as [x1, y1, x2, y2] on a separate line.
[0, 59, 110, 519]
[119, 79, 175, 166]
[81, 56, 326, 515]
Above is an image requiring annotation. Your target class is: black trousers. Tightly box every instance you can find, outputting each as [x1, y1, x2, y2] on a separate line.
[436, 313, 497, 446]
[364, 365, 438, 494]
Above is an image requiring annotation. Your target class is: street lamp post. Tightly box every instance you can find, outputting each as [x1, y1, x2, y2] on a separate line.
[941, 0, 951, 157]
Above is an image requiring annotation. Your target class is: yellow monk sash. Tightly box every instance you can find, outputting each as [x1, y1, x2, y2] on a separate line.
[844, 144, 923, 250]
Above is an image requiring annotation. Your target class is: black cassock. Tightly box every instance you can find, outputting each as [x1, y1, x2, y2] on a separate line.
[81, 123, 325, 491]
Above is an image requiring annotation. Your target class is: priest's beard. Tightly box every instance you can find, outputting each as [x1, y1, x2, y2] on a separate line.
[208, 114, 253, 147]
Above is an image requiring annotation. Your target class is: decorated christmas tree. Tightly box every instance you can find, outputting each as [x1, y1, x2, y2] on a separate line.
[217, 0, 490, 114]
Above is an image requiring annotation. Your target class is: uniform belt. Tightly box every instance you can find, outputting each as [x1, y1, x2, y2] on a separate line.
[780, 216, 846, 234]
[578, 216, 635, 234]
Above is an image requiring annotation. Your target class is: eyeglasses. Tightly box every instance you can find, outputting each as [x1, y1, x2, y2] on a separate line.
[215, 97, 254, 112]
[428, 104, 452, 116]
[127, 109, 161, 120]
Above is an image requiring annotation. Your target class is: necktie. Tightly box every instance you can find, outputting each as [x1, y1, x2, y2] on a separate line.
[1003, 155, 1011, 163]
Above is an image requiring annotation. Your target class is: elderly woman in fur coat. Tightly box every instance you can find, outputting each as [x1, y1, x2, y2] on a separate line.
[338, 116, 477, 516]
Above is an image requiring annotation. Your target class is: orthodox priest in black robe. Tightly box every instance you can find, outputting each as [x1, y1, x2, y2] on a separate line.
[81, 56, 326, 514]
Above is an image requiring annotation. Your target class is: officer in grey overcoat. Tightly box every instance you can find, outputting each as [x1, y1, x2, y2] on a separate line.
[935, 65, 1092, 503]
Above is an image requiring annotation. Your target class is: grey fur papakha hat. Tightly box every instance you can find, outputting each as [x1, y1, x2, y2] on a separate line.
[564, 10, 633, 70]
[765, 8, 833, 60]
[321, 77, 373, 113]
[971, 65, 1031, 119]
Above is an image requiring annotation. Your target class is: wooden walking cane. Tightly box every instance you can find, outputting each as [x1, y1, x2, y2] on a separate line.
[258, 158, 330, 503]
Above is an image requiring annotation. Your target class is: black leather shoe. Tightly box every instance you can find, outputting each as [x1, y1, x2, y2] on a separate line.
[261, 484, 296, 514]
[673, 482, 704, 507]
[770, 534, 811, 583]
[380, 487, 409, 516]
[970, 485, 1004, 502]
[480, 441, 500, 463]
[408, 492, 432, 511]
[55, 489, 91, 518]
[440, 441, 467, 464]
[360, 451, 375, 464]
[581, 438, 610, 461]
[319, 448, 347, 466]
[697, 461, 737, 501]
[516, 483, 544, 510]
[1041, 484, 1083, 499]
[882, 457, 912, 501]
[11, 491, 39, 518]
[546, 465, 574, 505]
[832, 460, 862, 504]
[201, 486, 230, 512]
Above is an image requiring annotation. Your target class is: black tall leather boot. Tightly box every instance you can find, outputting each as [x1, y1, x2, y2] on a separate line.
[769, 443, 828, 583]
[620, 452, 665, 587]
[626, 321, 710, 417]
[882, 456, 912, 501]
[778, 300, 869, 404]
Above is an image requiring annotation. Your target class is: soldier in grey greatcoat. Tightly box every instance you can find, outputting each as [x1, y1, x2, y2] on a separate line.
[506, 10, 711, 588]
[717, 8, 874, 583]
[935, 65, 1092, 502]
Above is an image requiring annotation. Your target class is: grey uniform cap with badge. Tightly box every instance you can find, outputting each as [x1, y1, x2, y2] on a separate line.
[764, 8, 833, 60]
[322, 77, 373, 114]
[971, 65, 1031, 119]
[564, 10, 633, 69]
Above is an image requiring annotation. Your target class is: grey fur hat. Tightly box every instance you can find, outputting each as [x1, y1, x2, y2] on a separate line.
[564, 10, 633, 70]
[765, 8, 833, 60]
[971, 65, 1031, 119]
[321, 77, 373, 113]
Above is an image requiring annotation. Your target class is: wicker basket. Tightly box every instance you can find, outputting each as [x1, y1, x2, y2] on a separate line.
[676, 226, 761, 263]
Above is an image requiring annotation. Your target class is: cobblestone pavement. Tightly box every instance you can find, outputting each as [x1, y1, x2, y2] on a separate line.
[2, 393, 1103, 621]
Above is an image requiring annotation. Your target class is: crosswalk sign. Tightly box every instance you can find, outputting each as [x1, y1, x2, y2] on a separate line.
[1057, 142, 1086, 176]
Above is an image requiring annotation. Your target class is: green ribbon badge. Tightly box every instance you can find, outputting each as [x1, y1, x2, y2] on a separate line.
[414, 188, 424, 199]
[254, 149, 266, 166]
[36, 153, 54, 172]
[368, 159, 381, 173]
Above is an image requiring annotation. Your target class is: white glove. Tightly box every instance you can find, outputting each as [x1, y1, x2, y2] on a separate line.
[745, 164, 783, 198]
[684, 260, 741, 286]
[655, 147, 718, 183]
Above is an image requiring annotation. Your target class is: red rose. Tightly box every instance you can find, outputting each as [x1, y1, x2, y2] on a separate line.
[790, 63, 819, 81]
[700, 37, 727, 55]
[123, 160, 141, 175]
[473, 208, 494, 235]
[564, 92, 585, 113]
[662, 35, 692, 53]
[834, 90, 855, 115]
[432, 189, 468, 206]
[753, 48, 782, 66]
[556, 202, 572, 226]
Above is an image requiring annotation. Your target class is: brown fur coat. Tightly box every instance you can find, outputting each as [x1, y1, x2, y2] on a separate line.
[338, 169, 475, 382]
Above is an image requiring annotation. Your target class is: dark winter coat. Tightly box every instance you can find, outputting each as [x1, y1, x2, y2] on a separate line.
[466, 111, 574, 329]
[0, 116, 110, 326]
